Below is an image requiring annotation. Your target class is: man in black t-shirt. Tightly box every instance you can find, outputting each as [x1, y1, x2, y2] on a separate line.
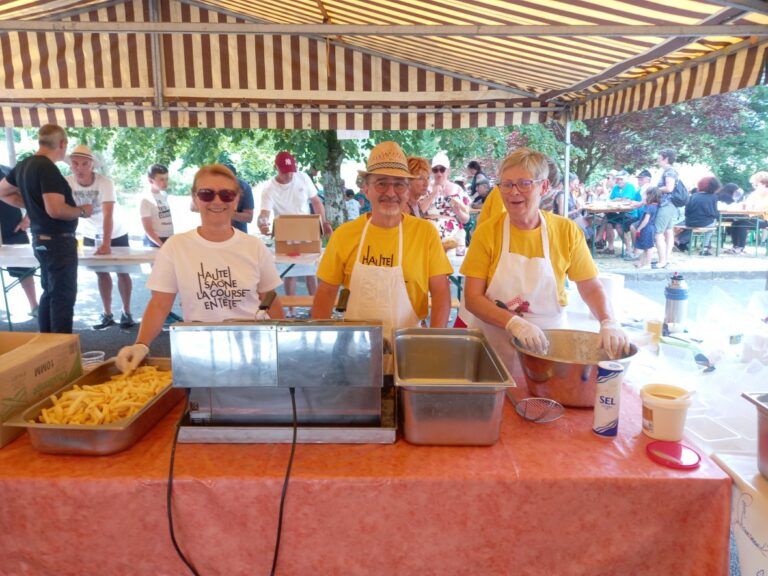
[0, 125, 93, 333]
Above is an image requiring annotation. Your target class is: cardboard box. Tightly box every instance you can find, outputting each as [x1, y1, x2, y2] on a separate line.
[0, 332, 82, 447]
[274, 215, 321, 255]
[713, 452, 768, 575]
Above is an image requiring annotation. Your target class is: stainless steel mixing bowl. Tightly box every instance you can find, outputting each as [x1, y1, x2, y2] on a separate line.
[511, 329, 638, 408]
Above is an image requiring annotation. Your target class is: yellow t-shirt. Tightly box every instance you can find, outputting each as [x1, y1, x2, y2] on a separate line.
[477, 186, 506, 226]
[460, 211, 598, 306]
[316, 213, 454, 319]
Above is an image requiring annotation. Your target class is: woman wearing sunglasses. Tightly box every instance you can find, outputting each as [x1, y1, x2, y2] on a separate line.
[115, 164, 285, 373]
[419, 151, 471, 253]
[457, 148, 630, 383]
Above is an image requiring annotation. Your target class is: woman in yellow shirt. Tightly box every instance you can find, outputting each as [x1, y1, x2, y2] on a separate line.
[459, 148, 629, 381]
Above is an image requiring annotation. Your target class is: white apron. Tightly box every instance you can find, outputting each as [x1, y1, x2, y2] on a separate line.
[458, 212, 566, 384]
[344, 218, 420, 342]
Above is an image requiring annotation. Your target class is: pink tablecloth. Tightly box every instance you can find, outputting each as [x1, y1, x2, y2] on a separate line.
[0, 388, 730, 576]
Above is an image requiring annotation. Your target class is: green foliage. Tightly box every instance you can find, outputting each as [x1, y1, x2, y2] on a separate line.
[571, 86, 768, 187]
[4, 85, 764, 211]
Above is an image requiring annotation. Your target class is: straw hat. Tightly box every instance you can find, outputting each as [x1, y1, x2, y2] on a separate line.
[358, 141, 415, 179]
[68, 144, 100, 167]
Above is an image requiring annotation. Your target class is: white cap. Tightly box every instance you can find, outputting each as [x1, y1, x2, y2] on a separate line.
[431, 151, 450, 170]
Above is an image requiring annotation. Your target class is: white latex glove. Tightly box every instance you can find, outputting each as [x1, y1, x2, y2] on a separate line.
[505, 316, 548, 354]
[599, 320, 630, 359]
[115, 343, 149, 374]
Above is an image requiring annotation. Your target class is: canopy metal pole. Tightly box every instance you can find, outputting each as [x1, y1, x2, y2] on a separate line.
[2, 22, 765, 37]
[149, 0, 164, 109]
[563, 113, 571, 194]
[4, 127, 16, 167]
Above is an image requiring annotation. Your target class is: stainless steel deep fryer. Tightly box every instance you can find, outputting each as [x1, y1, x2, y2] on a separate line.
[170, 320, 396, 443]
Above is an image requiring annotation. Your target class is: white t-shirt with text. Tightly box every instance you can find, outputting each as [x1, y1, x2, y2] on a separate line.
[67, 173, 128, 239]
[139, 190, 175, 238]
[147, 229, 282, 322]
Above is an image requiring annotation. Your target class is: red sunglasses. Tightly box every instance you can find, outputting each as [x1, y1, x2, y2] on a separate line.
[196, 188, 238, 203]
[432, 166, 447, 174]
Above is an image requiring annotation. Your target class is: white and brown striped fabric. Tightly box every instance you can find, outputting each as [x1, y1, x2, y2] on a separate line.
[0, 0, 766, 128]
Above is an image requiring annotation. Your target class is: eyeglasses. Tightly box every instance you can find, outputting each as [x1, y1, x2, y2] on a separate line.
[372, 179, 408, 193]
[195, 188, 238, 203]
[499, 179, 543, 193]
[432, 166, 447, 174]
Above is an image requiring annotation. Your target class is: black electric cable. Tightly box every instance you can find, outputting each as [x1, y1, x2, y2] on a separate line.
[270, 387, 298, 576]
[167, 398, 201, 576]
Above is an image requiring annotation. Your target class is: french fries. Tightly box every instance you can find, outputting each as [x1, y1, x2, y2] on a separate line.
[37, 366, 172, 425]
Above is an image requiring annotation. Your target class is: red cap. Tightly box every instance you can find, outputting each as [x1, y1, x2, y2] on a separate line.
[275, 151, 297, 173]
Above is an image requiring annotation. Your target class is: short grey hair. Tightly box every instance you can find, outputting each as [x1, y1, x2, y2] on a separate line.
[38, 124, 67, 149]
[498, 148, 549, 181]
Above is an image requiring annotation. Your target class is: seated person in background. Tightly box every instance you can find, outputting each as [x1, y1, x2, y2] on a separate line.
[601, 170, 642, 256]
[717, 182, 740, 206]
[116, 164, 284, 373]
[538, 161, 561, 212]
[470, 176, 491, 209]
[727, 171, 768, 255]
[554, 173, 591, 240]
[636, 169, 653, 202]
[405, 156, 430, 217]
[311, 141, 452, 338]
[345, 189, 360, 221]
[466, 160, 488, 197]
[675, 175, 720, 256]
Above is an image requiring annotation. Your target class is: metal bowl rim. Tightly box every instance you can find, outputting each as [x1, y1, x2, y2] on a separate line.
[511, 328, 638, 363]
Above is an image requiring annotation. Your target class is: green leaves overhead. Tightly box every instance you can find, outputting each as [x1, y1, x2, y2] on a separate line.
[3, 86, 765, 223]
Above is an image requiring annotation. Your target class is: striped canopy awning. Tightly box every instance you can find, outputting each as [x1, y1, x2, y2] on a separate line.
[0, 0, 766, 129]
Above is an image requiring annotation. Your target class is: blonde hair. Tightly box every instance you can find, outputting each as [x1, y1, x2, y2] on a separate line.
[191, 164, 240, 195]
[407, 156, 429, 177]
[750, 171, 768, 188]
[498, 148, 549, 181]
[38, 124, 67, 149]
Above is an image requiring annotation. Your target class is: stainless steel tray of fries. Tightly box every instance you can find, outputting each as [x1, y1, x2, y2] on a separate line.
[3, 357, 184, 456]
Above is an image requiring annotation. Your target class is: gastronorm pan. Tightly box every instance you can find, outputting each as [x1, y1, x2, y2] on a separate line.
[3, 358, 183, 455]
[394, 328, 515, 446]
[742, 392, 768, 480]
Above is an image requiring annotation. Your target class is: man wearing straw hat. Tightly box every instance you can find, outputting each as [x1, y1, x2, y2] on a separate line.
[311, 141, 453, 337]
[66, 144, 135, 330]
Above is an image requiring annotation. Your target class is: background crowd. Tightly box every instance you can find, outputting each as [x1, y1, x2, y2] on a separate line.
[1, 125, 766, 348]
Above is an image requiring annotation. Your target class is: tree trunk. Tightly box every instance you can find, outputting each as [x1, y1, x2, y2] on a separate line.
[320, 131, 346, 229]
